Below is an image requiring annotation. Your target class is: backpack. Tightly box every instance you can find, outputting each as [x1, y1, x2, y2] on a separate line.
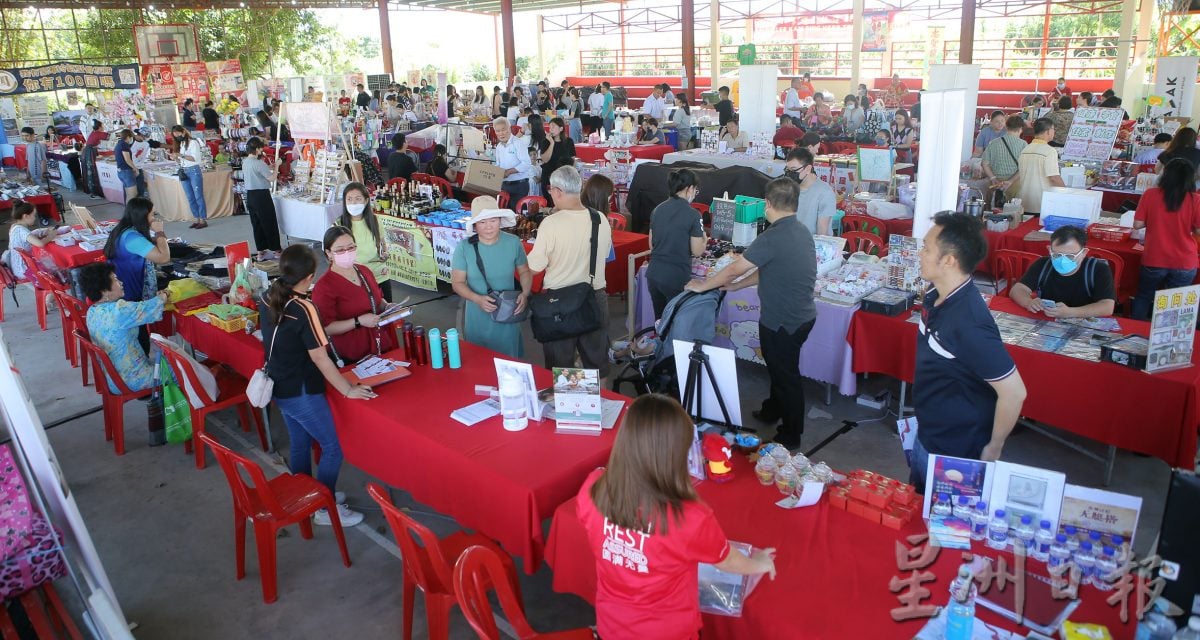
[1035, 256, 1101, 299]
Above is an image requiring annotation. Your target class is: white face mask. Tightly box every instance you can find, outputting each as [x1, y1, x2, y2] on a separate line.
[1057, 82, 1065, 89]
[346, 203, 367, 216]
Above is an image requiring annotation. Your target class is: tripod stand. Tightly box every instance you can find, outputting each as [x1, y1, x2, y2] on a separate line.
[680, 341, 752, 433]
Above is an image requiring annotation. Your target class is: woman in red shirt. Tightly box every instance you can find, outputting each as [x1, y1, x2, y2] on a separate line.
[312, 225, 399, 363]
[1132, 157, 1200, 319]
[577, 394, 776, 640]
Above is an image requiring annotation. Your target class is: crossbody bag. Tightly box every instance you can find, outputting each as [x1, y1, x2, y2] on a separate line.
[246, 298, 291, 408]
[470, 236, 529, 324]
[528, 208, 602, 342]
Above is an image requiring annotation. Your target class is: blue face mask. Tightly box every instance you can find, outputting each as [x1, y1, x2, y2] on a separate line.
[1051, 254, 1078, 275]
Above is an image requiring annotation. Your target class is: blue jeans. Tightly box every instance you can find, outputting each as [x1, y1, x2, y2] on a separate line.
[274, 391, 343, 494]
[1133, 266, 1198, 320]
[181, 165, 207, 220]
[909, 437, 930, 493]
[568, 118, 582, 143]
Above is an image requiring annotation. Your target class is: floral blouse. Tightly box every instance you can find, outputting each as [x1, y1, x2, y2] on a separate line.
[86, 296, 164, 393]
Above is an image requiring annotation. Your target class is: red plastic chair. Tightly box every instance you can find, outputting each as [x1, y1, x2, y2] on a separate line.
[514, 195, 547, 217]
[366, 482, 522, 640]
[690, 202, 711, 227]
[510, 125, 523, 137]
[496, 191, 510, 209]
[841, 230, 887, 257]
[453, 545, 593, 640]
[607, 213, 627, 231]
[47, 288, 85, 375]
[0, 583, 83, 640]
[840, 213, 888, 238]
[427, 176, 454, 198]
[73, 329, 153, 455]
[387, 177, 407, 191]
[152, 335, 268, 469]
[16, 250, 57, 331]
[992, 249, 1040, 295]
[1086, 247, 1125, 308]
[200, 433, 351, 604]
[410, 172, 433, 185]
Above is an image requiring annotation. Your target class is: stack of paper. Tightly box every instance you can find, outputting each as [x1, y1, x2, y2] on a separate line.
[450, 399, 500, 426]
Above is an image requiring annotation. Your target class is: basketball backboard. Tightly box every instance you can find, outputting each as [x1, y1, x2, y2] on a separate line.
[133, 23, 200, 65]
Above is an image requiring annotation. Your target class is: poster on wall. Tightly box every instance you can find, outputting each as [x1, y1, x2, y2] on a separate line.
[430, 226, 467, 282]
[0, 63, 140, 96]
[378, 216, 438, 290]
[141, 62, 209, 104]
[283, 101, 331, 141]
[861, 12, 890, 52]
[206, 59, 245, 104]
[1152, 56, 1198, 120]
[1147, 284, 1200, 373]
[19, 95, 51, 131]
[0, 98, 16, 141]
[1060, 107, 1124, 162]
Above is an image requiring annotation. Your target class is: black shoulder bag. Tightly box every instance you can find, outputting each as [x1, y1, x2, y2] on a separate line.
[469, 236, 529, 324]
[529, 208, 602, 342]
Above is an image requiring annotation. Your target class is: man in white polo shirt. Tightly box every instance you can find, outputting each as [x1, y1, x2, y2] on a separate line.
[492, 117, 532, 205]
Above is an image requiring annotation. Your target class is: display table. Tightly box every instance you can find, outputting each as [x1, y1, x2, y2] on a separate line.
[662, 149, 787, 177]
[95, 159, 125, 204]
[546, 456, 1132, 639]
[274, 195, 342, 243]
[574, 144, 675, 164]
[47, 150, 81, 191]
[846, 296, 1200, 468]
[144, 165, 235, 221]
[0, 194, 60, 223]
[1089, 185, 1143, 213]
[325, 341, 626, 574]
[174, 312, 263, 380]
[525, 229, 649, 296]
[632, 266, 859, 395]
[35, 238, 104, 270]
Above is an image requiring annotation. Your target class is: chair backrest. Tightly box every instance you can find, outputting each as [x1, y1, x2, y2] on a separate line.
[496, 191, 510, 209]
[453, 545, 536, 640]
[411, 172, 433, 185]
[513, 196, 547, 217]
[15, 250, 41, 285]
[150, 335, 217, 408]
[993, 249, 1041, 294]
[33, 271, 65, 293]
[1086, 247, 1125, 295]
[387, 177, 407, 191]
[428, 176, 453, 197]
[607, 213, 627, 231]
[840, 213, 887, 238]
[366, 482, 455, 595]
[199, 432, 289, 520]
[73, 328, 136, 396]
[841, 230, 885, 257]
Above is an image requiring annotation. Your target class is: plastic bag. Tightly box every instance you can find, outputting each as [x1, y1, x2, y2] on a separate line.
[697, 541, 764, 617]
[160, 357, 192, 444]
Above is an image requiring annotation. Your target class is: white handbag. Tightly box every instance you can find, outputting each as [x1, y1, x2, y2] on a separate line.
[246, 300, 287, 408]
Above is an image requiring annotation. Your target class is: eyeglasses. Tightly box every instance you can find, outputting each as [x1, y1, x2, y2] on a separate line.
[1049, 247, 1085, 260]
[330, 245, 357, 255]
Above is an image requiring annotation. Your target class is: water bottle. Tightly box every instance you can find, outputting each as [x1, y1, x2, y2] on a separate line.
[445, 328, 461, 369]
[1015, 515, 1035, 556]
[498, 370, 528, 432]
[1063, 525, 1081, 554]
[1048, 534, 1071, 569]
[1173, 617, 1200, 640]
[970, 501, 989, 541]
[945, 564, 978, 640]
[1112, 534, 1129, 566]
[428, 328, 443, 369]
[1093, 546, 1118, 591]
[1137, 612, 1177, 640]
[1075, 541, 1096, 586]
[1034, 520, 1054, 562]
[952, 495, 973, 522]
[1088, 530, 1104, 552]
[931, 493, 953, 518]
[987, 509, 1009, 550]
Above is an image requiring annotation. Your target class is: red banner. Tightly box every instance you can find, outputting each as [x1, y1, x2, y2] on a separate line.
[141, 61, 209, 104]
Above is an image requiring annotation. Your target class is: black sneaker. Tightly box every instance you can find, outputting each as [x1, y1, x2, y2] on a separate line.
[752, 407, 781, 423]
[773, 427, 803, 452]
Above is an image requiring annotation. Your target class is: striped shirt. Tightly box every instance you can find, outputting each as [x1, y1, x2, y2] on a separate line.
[982, 134, 1027, 180]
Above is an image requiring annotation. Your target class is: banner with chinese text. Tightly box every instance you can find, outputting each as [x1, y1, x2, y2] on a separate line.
[0, 63, 140, 96]
[378, 216, 438, 290]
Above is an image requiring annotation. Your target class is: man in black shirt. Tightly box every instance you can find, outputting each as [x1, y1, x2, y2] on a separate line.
[714, 85, 735, 127]
[1009, 225, 1116, 318]
[386, 133, 416, 182]
[355, 83, 371, 109]
[201, 101, 220, 131]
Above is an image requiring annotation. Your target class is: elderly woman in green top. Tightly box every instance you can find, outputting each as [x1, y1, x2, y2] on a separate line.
[450, 196, 532, 358]
[336, 181, 389, 287]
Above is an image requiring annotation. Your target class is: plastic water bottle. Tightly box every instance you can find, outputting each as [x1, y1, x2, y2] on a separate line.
[1015, 515, 1036, 556]
[1173, 617, 1200, 640]
[945, 564, 977, 640]
[445, 328, 461, 369]
[970, 501, 988, 541]
[1075, 541, 1096, 586]
[1063, 525, 1081, 554]
[931, 493, 953, 518]
[1088, 530, 1104, 552]
[987, 509, 1009, 550]
[1137, 612, 1178, 640]
[1093, 546, 1118, 591]
[1112, 534, 1129, 566]
[1048, 534, 1071, 570]
[952, 495, 973, 522]
[1034, 520, 1054, 562]
[428, 328, 443, 369]
[498, 370, 528, 432]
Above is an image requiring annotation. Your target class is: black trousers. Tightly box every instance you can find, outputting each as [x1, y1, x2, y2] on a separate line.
[500, 179, 529, 207]
[245, 189, 282, 252]
[645, 265, 689, 319]
[759, 319, 816, 436]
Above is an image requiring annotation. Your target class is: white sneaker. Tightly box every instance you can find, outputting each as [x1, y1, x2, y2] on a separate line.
[314, 504, 363, 527]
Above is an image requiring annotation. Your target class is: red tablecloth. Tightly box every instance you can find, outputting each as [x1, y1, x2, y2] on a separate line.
[13, 144, 27, 171]
[1092, 187, 1142, 213]
[573, 144, 675, 163]
[545, 456, 1133, 639]
[326, 341, 625, 574]
[847, 296, 1200, 468]
[0, 194, 59, 223]
[526, 229, 649, 295]
[174, 312, 264, 380]
[35, 239, 104, 270]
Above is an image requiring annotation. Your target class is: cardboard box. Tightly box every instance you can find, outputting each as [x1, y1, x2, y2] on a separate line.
[462, 161, 504, 196]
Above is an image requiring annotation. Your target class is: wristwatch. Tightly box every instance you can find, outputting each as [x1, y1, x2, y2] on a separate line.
[354, 316, 362, 328]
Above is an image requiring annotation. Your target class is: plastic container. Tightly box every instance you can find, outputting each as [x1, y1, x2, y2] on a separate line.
[945, 565, 978, 640]
[446, 328, 461, 369]
[1034, 520, 1054, 562]
[1172, 617, 1200, 640]
[1093, 546, 1118, 591]
[931, 493, 953, 518]
[970, 502, 988, 541]
[1015, 515, 1036, 556]
[499, 370, 528, 432]
[1064, 525, 1081, 554]
[1075, 541, 1096, 586]
[428, 328, 443, 369]
[1136, 612, 1177, 640]
[1048, 534, 1071, 570]
[754, 456, 778, 486]
[987, 509, 1009, 550]
[774, 463, 798, 495]
[952, 495, 973, 522]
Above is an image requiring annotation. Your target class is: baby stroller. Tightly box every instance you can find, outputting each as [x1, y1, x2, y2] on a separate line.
[609, 289, 724, 396]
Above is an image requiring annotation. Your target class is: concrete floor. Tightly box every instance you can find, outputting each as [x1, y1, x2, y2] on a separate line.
[0, 188, 1177, 638]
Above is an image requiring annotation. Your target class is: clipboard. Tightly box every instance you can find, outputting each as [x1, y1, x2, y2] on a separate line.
[341, 358, 412, 387]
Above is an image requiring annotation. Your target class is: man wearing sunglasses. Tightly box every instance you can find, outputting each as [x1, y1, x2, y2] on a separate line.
[783, 147, 834, 236]
[1008, 225, 1116, 318]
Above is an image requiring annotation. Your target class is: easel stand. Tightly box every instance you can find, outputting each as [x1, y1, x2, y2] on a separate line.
[680, 341, 751, 433]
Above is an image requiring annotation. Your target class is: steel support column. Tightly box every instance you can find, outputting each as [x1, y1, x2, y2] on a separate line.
[959, 0, 975, 63]
[682, 0, 696, 102]
[501, 0, 517, 86]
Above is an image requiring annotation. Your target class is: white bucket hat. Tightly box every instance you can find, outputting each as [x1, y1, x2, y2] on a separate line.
[467, 208, 517, 234]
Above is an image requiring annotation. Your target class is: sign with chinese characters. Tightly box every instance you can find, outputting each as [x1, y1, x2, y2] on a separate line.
[0, 63, 140, 96]
[1059, 484, 1142, 549]
[378, 215, 437, 290]
[429, 226, 467, 283]
[1060, 107, 1124, 162]
[1147, 283, 1199, 373]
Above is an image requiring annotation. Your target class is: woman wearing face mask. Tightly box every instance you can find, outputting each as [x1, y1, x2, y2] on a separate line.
[312, 225, 399, 363]
[169, 125, 209, 228]
[841, 95, 865, 139]
[450, 198, 532, 358]
[337, 182, 388, 285]
[646, 169, 708, 318]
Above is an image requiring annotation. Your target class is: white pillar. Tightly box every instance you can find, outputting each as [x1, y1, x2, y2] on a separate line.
[537, 15, 546, 82]
[851, 0, 865, 90]
[710, 0, 720, 93]
[1127, 0, 1155, 115]
[1113, 0, 1138, 98]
